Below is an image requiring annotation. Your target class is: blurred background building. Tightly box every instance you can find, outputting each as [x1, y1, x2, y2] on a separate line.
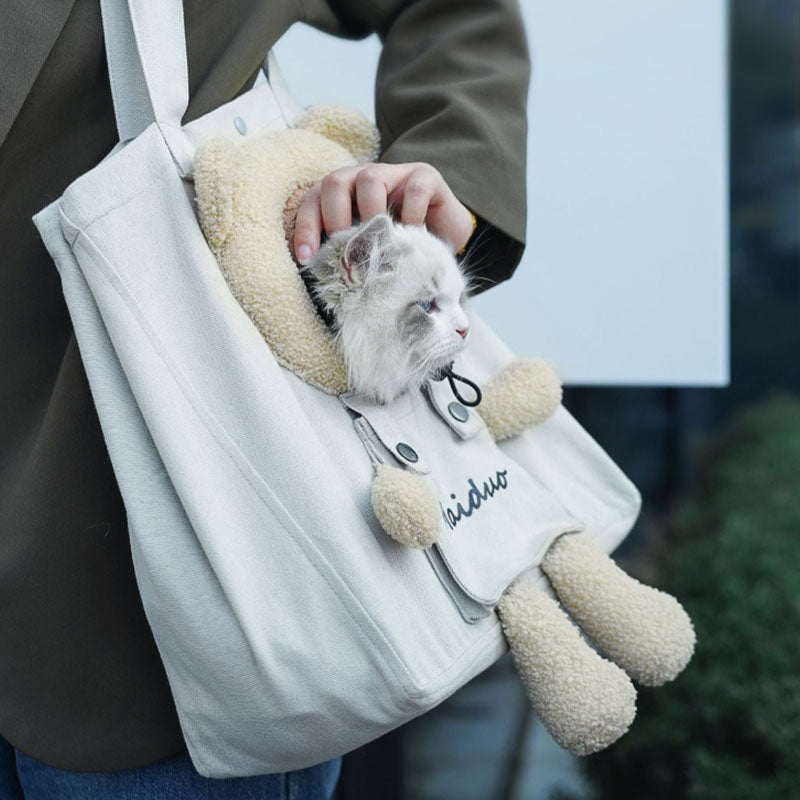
[276, 0, 799, 797]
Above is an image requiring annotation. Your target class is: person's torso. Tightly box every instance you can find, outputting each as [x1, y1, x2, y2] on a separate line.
[0, 0, 348, 771]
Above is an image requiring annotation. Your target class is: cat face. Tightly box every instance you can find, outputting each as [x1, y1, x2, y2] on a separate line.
[304, 214, 471, 403]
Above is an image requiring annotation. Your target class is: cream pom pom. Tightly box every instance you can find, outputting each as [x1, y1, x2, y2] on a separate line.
[542, 534, 696, 686]
[370, 464, 443, 549]
[478, 358, 562, 442]
[497, 583, 637, 756]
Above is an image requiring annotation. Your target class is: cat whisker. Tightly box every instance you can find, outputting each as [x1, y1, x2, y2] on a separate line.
[460, 221, 493, 258]
[407, 351, 436, 379]
[408, 344, 455, 382]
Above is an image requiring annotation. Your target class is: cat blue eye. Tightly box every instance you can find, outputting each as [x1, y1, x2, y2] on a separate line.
[419, 299, 437, 313]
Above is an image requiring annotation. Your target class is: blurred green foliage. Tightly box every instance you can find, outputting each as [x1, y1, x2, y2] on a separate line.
[583, 397, 800, 800]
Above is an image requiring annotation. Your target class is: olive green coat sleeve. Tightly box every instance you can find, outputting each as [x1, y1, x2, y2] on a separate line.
[303, 0, 531, 289]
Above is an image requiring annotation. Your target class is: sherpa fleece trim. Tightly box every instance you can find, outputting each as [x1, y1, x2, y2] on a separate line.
[193, 105, 380, 395]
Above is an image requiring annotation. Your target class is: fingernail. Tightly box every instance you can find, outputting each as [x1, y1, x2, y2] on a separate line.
[296, 244, 312, 265]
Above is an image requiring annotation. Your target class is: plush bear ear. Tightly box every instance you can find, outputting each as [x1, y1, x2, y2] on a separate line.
[193, 138, 238, 252]
[297, 104, 380, 164]
[340, 214, 396, 286]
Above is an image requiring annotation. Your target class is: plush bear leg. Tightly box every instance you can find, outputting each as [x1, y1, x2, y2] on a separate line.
[478, 358, 563, 442]
[497, 583, 636, 756]
[370, 463, 443, 548]
[542, 534, 696, 686]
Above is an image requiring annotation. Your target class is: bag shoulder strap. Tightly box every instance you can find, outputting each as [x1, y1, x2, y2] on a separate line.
[100, 1, 300, 150]
[264, 52, 305, 127]
[100, 0, 189, 142]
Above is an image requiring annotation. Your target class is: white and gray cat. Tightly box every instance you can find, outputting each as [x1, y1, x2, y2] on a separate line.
[302, 213, 472, 403]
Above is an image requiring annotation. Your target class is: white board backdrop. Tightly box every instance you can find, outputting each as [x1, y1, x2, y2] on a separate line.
[273, 0, 729, 386]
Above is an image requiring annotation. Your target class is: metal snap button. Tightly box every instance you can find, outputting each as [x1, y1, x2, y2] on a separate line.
[447, 401, 469, 422]
[396, 442, 419, 463]
[234, 116, 248, 135]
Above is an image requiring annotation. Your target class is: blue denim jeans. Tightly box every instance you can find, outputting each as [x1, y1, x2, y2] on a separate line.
[0, 735, 340, 800]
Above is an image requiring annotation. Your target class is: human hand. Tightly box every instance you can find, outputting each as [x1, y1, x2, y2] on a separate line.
[291, 162, 475, 264]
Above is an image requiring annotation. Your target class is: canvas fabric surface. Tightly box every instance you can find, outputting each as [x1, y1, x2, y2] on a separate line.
[33, 0, 640, 778]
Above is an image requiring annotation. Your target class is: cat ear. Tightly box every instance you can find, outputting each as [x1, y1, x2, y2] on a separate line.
[341, 214, 395, 285]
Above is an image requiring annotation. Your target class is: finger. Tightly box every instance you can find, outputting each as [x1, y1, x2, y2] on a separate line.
[320, 168, 356, 235]
[293, 184, 323, 265]
[426, 200, 475, 254]
[355, 165, 388, 220]
[399, 166, 441, 227]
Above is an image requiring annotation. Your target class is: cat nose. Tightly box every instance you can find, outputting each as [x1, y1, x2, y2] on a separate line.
[456, 327, 469, 340]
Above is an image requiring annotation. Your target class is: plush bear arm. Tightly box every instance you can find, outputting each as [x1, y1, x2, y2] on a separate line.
[478, 358, 563, 441]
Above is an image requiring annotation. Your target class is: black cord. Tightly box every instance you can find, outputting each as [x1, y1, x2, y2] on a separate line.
[440, 363, 482, 407]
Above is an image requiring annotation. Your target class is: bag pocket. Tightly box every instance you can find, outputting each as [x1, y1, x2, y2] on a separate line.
[341, 386, 585, 621]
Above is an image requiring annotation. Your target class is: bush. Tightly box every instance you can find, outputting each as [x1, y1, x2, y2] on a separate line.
[583, 397, 800, 800]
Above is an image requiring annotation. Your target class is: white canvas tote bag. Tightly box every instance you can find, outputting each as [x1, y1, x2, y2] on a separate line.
[33, 0, 641, 779]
